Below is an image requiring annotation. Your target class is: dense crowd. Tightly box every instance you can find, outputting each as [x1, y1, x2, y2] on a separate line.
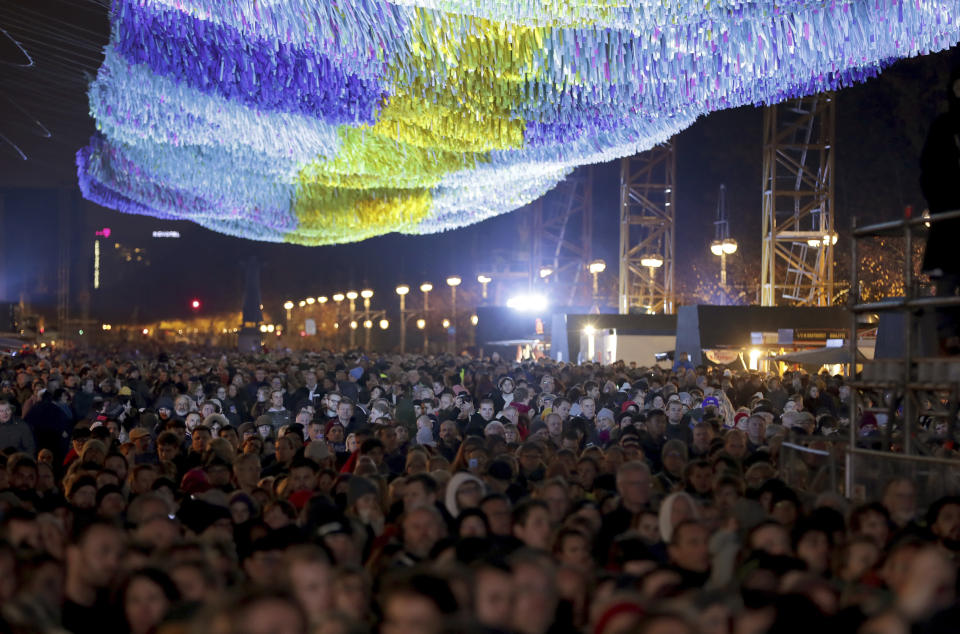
[0, 345, 958, 634]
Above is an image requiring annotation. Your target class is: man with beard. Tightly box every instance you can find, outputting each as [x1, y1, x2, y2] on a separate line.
[927, 496, 960, 552]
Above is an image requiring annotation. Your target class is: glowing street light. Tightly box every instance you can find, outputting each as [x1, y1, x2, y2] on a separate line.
[416, 318, 426, 330]
[306, 297, 315, 305]
[470, 314, 479, 326]
[446, 276, 461, 354]
[396, 285, 410, 353]
[419, 283, 433, 353]
[332, 293, 345, 302]
[298, 300, 306, 307]
[477, 274, 492, 300]
[346, 292, 358, 348]
[318, 296, 328, 304]
[640, 254, 664, 313]
[283, 301, 294, 310]
[588, 260, 606, 275]
[442, 318, 451, 329]
[807, 233, 838, 248]
[379, 319, 389, 330]
[539, 266, 554, 279]
[361, 289, 374, 349]
[588, 259, 606, 313]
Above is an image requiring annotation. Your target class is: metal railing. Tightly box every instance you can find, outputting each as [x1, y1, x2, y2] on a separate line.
[847, 209, 960, 497]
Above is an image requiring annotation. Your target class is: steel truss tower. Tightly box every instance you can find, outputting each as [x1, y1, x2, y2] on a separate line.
[531, 167, 593, 305]
[760, 93, 836, 306]
[618, 141, 676, 314]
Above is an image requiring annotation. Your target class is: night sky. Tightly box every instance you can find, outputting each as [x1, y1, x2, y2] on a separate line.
[1, 0, 958, 326]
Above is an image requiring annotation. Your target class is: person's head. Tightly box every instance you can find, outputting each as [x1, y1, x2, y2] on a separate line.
[793, 522, 831, 574]
[284, 546, 334, 625]
[646, 410, 667, 437]
[517, 443, 543, 473]
[9, 455, 39, 490]
[122, 567, 180, 634]
[927, 495, 960, 545]
[479, 399, 495, 421]
[233, 453, 261, 490]
[480, 494, 513, 537]
[659, 492, 700, 543]
[156, 431, 180, 463]
[439, 420, 458, 444]
[579, 397, 596, 420]
[723, 430, 747, 459]
[616, 461, 652, 511]
[666, 400, 684, 423]
[401, 506, 445, 558]
[661, 440, 687, 476]
[838, 536, 881, 583]
[337, 399, 353, 423]
[882, 478, 917, 526]
[68, 476, 98, 510]
[472, 560, 514, 629]
[512, 499, 552, 550]
[287, 459, 319, 493]
[326, 423, 344, 443]
[0, 400, 12, 423]
[545, 413, 563, 437]
[553, 528, 592, 571]
[67, 521, 126, 590]
[191, 425, 213, 453]
[748, 521, 792, 556]
[275, 435, 297, 464]
[685, 460, 713, 495]
[667, 520, 710, 573]
[538, 479, 570, 525]
[380, 572, 459, 634]
[746, 415, 766, 443]
[509, 552, 558, 634]
[216, 589, 308, 634]
[404, 474, 438, 511]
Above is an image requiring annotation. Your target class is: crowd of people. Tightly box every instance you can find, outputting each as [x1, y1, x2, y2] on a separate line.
[0, 344, 958, 634]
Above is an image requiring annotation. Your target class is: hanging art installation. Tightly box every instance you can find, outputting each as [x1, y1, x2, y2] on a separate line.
[78, 0, 960, 245]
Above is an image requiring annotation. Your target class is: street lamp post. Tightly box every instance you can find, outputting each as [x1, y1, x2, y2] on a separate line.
[396, 285, 410, 354]
[420, 282, 432, 354]
[712, 185, 738, 297]
[446, 276, 461, 354]
[640, 255, 664, 313]
[477, 274, 491, 301]
[710, 239, 738, 289]
[283, 300, 294, 322]
[588, 259, 606, 313]
[361, 289, 373, 350]
[346, 291, 358, 349]
[332, 293, 345, 350]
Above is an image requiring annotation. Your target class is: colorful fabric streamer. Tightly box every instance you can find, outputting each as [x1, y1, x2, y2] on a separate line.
[79, 0, 960, 244]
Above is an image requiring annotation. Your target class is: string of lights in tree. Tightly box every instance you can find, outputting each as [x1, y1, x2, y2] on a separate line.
[78, 0, 960, 245]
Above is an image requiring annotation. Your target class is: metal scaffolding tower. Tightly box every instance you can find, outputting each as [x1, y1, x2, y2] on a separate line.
[760, 93, 836, 306]
[531, 167, 594, 305]
[618, 141, 676, 314]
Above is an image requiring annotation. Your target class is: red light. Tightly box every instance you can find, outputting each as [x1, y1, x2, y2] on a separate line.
[191, 299, 201, 309]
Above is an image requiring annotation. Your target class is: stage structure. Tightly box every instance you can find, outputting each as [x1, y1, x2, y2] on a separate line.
[760, 93, 837, 307]
[619, 141, 676, 315]
[530, 167, 593, 306]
